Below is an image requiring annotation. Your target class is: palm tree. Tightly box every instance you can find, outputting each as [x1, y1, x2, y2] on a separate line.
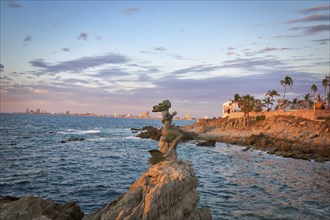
[303, 93, 312, 109]
[233, 93, 240, 111]
[263, 97, 273, 111]
[327, 75, 330, 109]
[265, 90, 279, 110]
[280, 75, 293, 109]
[238, 94, 255, 127]
[311, 84, 318, 111]
[254, 99, 265, 112]
[322, 78, 328, 103]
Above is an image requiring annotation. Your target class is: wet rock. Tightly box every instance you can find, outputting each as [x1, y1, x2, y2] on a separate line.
[196, 140, 216, 147]
[137, 126, 162, 141]
[0, 196, 84, 220]
[61, 138, 85, 143]
[84, 160, 212, 220]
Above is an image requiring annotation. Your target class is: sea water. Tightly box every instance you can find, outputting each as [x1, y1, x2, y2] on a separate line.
[0, 113, 329, 219]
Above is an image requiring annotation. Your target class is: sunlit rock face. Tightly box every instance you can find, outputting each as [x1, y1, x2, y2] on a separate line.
[0, 196, 84, 220]
[84, 160, 212, 220]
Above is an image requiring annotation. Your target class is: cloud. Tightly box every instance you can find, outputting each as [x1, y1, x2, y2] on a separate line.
[61, 48, 70, 52]
[122, 7, 140, 15]
[92, 67, 130, 78]
[171, 64, 221, 76]
[298, 5, 330, 14]
[30, 53, 130, 75]
[62, 78, 89, 84]
[77, 33, 88, 40]
[154, 47, 166, 52]
[226, 51, 236, 56]
[7, 0, 22, 8]
[312, 38, 329, 45]
[0, 64, 4, 72]
[0, 76, 12, 81]
[289, 24, 330, 35]
[23, 35, 32, 42]
[258, 47, 291, 53]
[288, 14, 330, 23]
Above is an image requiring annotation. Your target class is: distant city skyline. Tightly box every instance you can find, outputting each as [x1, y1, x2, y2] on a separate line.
[1, 1, 329, 118]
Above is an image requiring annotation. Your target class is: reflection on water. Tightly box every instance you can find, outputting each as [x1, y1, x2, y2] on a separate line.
[0, 114, 329, 219]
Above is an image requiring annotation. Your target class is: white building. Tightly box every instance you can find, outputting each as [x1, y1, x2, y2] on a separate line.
[223, 101, 240, 118]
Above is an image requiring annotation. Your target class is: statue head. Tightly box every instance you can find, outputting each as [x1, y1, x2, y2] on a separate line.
[152, 100, 171, 112]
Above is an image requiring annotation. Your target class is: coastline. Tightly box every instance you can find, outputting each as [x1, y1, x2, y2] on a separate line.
[182, 115, 330, 162]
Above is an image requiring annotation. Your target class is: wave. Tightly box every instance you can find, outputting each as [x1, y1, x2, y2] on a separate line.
[57, 129, 100, 135]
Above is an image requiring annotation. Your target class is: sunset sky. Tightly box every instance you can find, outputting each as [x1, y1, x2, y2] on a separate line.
[1, 0, 329, 118]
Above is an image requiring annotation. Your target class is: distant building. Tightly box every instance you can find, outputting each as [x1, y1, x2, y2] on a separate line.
[204, 115, 208, 119]
[139, 111, 149, 118]
[185, 114, 191, 120]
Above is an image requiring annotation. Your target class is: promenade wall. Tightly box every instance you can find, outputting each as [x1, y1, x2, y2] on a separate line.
[197, 110, 330, 124]
[228, 110, 330, 121]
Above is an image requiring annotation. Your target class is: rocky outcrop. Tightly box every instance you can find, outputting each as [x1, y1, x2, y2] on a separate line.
[183, 115, 330, 162]
[84, 160, 212, 220]
[0, 196, 84, 220]
[135, 126, 198, 142]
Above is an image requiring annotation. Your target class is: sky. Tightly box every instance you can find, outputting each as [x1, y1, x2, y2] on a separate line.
[0, 0, 329, 118]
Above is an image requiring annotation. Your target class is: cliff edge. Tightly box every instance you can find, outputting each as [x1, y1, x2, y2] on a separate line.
[84, 160, 212, 220]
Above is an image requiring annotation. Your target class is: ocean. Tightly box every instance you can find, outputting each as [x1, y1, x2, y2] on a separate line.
[0, 113, 329, 219]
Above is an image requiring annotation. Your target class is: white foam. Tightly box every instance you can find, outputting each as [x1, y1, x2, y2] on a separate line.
[58, 129, 100, 135]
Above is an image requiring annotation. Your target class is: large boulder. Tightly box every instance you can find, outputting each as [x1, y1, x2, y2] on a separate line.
[84, 160, 212, 220]
[0, 196, 84, 220]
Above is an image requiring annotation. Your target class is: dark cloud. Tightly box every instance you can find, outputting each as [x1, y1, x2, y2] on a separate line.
[258, 47, 291, 53]
[30, 53, 130, 75]
[77, 33, 88, 40]
[0, 64, 4, 72]
[288, 14, 330, 23]
[62, 78, 89, 84]
[154, 47, 166, 52]
[122, 7, 140, 15]
[61, 48, 70, 52]
[289, 24, 330, 35]
[226, 51, 235, 56]
[0, 76, 12, 81]
[312, 38, 330, 45]
[298, 5, 330, 14]
[23, 36, 32, 42]
[92, 68, 130, 78]
[171, 64, 221, 76]
[7, 0, 21, 8]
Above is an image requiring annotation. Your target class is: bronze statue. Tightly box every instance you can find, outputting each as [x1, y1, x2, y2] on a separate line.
[148, 100, 183, 165]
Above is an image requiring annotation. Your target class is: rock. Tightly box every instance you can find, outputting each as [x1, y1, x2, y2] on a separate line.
[0, 196, 84, 220]
[196, 140, 216, 147]
[309, 134, 318, 139]
[61, 138, 85, 143]
[137, 126, 162, 141]
[84, 160, 212, 220]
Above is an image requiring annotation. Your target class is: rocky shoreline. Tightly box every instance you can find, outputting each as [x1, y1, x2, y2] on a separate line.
[0, 160, 211, 220]
[185, 115, 330, 162]
[136, 115, 330, 162]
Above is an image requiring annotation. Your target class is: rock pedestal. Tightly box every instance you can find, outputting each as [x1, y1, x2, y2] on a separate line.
[0, 196, 84, 220]
[84, 160, 212, 220]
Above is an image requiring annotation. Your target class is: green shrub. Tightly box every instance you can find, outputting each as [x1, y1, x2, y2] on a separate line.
[256, 115, 266, 121]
